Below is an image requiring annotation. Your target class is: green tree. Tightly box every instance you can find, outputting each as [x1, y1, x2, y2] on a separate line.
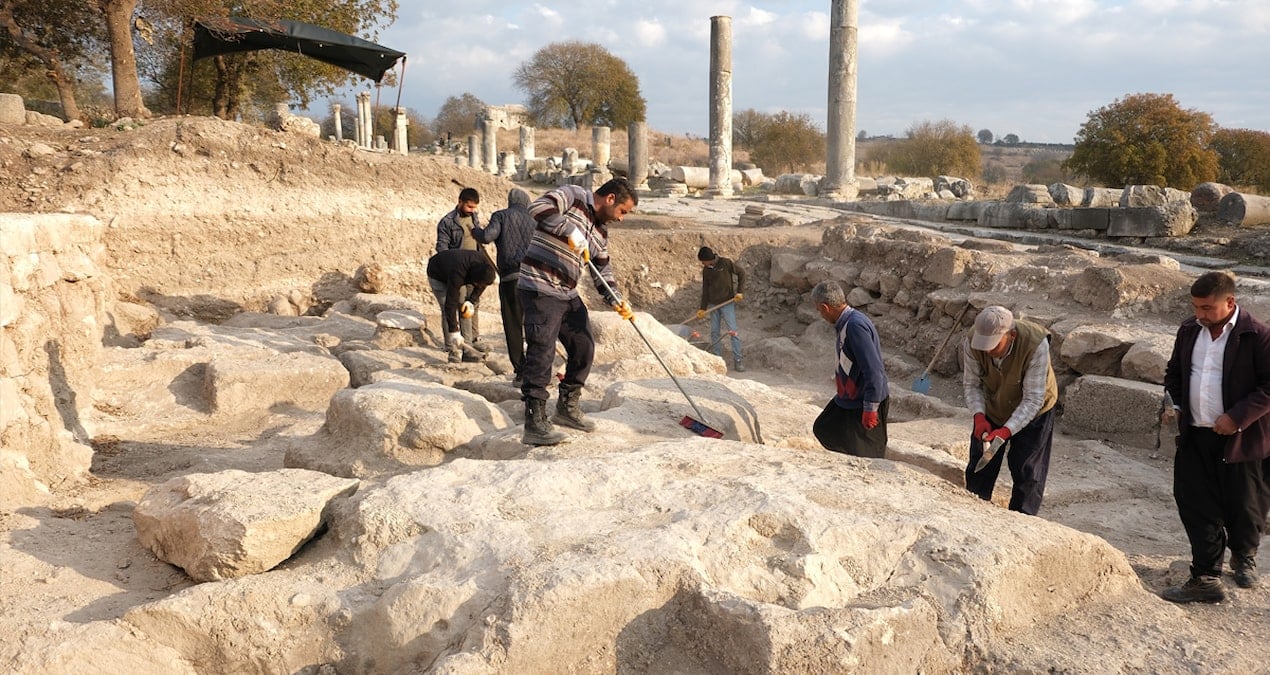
[432, 92, 485, 140]
[0, 0, 106, 121]
[1001, 133, 1019, 145]
[513, 40, 645, 129]
[1065, 92, 1219, 188]
[1211, 127, 1270, 193]
[977, 128, 993, 144]
[873, 119, 981, 178]
[747, 111, 825, 175]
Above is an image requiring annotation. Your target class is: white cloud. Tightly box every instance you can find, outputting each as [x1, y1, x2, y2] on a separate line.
[631, 19, 668, 48]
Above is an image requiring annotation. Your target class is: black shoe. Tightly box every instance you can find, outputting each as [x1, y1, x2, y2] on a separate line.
[461, 352, 484, 363]
[1233, 554, 1259, 589]
[1161, 576, 1225, 604]
[733, 360, 746, 372]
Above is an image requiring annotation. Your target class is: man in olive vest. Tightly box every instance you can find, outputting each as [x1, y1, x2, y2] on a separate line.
[962, 305, 1059, 515]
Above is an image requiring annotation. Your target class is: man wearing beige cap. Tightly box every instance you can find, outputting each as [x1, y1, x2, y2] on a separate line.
[962, 305, 1058, 515]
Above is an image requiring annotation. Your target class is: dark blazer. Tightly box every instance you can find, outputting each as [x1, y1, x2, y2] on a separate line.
[1164, 307, 1270, 463]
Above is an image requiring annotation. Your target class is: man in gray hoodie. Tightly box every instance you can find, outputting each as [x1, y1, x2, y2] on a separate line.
[473, 188, 537, 385]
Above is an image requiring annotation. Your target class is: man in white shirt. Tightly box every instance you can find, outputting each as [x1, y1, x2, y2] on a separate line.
[1162, 271, 1270, 603]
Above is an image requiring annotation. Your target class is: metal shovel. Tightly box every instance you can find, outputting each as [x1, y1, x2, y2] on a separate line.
[912, 303, 972, 394]
[584, 257, 724, 439]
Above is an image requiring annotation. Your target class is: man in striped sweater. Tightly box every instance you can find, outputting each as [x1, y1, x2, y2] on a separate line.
[517, 178, 638, 446]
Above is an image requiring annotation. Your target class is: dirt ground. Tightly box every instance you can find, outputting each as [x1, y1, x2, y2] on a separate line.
[3, 117, 1270, 672]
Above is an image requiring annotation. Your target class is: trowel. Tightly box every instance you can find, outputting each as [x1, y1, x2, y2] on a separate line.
[973, 436, 1006, 473]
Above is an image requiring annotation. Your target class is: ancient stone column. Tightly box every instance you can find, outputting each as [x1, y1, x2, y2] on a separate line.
[331, 103, 343, 142]
[628, 120, 648, 189]
[592, 126, 611, 172]
[393, 108, 408, 155]
[822, 0, 860, 201]
[358, 91, 373, 149]
[519, 125, 536, 160]
[707, 16, 734, 197]
[467, 134, 479, 168]
[482, 118, 497, 174]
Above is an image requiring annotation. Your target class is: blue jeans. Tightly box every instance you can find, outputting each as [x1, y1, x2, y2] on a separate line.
[710, 303, 742, 363]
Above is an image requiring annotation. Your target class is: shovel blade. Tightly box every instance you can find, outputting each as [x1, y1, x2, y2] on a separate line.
[911, 374, 932, 394]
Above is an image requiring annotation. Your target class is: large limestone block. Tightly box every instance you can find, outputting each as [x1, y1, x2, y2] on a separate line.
[1119, 185, 1190, 208]
[1120, 334, 1173, 384]
[133, 469, 359, 582]
[774, 173, 821, 196]
[922, 246, 984, 287]
[338, 348, 438, 387]
[978, 202, 1048, 229]
[334, 442, 1141, 674]
[946, 200, 990, 221]
[8, 622, 197, 675]
[590, 311, 725, 377]
[285, 380, 513, 477]
[935, 175, 974, 198]
[0, 93, 23, 124]
[768, 250, 813, 290]
[1062, 375, 1165, 434]
[1048, 183, 1084, 206]
[1068, 264, 1191, 313]
[1082, 187, 1121, 207]
[1106, 204, 1197, 237]
[1058, 324, 1156, 376]
[1062, 207, 1111, 231]
[204, 351, 349, 415]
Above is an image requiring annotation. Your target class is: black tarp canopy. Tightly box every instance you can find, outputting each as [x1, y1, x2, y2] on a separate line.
[192, 17, 405, 83]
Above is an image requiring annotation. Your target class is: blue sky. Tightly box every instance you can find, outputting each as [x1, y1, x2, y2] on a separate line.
[319, 0, 1270, 144]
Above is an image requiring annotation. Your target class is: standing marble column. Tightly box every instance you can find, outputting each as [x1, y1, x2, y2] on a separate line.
[519, 125, 536, 159]
[592, 126, 611, 171]
[822, 0, 860, 201]
[482, 118, 498, 174]
[467, 134, 479, 168]
[331, 103, 343, 142]
[628, 120, 648, 189]
[393, 108, 409, 155]
[707, 16, 733, 197]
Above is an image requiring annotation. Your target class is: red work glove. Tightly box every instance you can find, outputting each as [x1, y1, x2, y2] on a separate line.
[861, 410, 879, 430]
[973, 413, 992, 441]
[983, 427, 1011, 444]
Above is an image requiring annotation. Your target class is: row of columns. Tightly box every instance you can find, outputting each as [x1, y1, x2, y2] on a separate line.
[330, 7, 856, 196]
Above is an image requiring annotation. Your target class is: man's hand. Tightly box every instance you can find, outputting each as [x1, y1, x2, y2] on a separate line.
[734, 293, 743, 302]
[861, 410, 879, 430]
[1214, 413, 1240, 435]
[447, 332, 463, 347]
[567, 228, 590, 261]
[615, 300, 634, 321]
[983, 427, 1011, 444]
[973, 413, 992, 441]
[460, 301, 474, 318]
[696, 309, 707, 319]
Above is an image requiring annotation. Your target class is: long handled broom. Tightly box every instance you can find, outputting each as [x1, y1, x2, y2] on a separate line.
[585, 257, 723, 438]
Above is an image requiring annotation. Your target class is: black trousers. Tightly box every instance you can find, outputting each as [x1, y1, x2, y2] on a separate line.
[813, 398, 889, 459]
[498, 279, 524, 375]
[519, 290, 594, 402]
[1174, 427, 1270, 577]
[965, 407, 1055, 515]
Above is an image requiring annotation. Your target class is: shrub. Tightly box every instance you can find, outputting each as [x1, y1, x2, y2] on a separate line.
[1065, 92, 1218, 188]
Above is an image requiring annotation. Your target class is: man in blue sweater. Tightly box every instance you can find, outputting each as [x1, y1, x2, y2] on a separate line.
[810, 280, 890, 457]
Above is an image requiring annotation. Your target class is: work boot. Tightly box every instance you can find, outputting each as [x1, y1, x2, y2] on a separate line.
[733, 358, 746, 372]
[554, 385, 596, 432]
[1233, 553, 1259, 589]
[1160, 575, 1225, 604]
[522, 398, 567, 446]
